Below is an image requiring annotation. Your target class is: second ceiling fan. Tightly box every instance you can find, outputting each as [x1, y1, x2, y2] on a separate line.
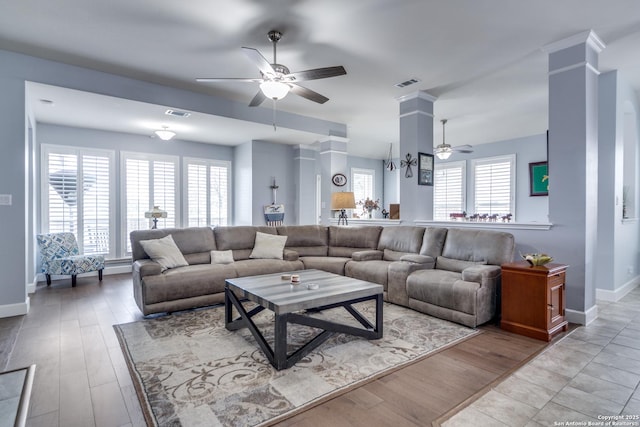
[197, 30, 346, 107]
[435, 119, 474, 159]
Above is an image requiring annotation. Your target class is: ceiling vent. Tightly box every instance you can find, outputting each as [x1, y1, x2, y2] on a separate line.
[394, 78, 421, 88]
[165, 109, 191, 118]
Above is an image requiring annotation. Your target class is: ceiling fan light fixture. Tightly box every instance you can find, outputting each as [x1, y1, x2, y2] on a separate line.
[260, 81, 290, 100]
[154, 126, 176, 141]
[435, 146, 453, 160]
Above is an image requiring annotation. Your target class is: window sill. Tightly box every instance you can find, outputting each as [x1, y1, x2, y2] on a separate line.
[414, 220, 553, 231]
[622, 217, 638, 224]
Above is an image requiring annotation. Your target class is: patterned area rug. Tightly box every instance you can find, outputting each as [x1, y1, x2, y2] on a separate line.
[114, 301, 479, 427]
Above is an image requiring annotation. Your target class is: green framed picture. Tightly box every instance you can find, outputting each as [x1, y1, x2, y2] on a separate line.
[529, 161, 548, 196]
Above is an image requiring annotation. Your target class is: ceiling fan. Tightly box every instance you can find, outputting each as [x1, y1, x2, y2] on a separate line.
[435, 119, 473, 160]
[196, 30, 346, 107]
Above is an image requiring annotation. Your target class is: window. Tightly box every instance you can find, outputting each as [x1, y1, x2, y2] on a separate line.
[471, 155, 515, 218]
[42, 145, 115, 257]
[121, 152, 178, 253]
[351, 168, 375, 205]
[434, 161, 466, 220]
[184, 158, 231, 227]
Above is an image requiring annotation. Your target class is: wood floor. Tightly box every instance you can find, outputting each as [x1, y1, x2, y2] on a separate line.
[1, 273, 560, 427]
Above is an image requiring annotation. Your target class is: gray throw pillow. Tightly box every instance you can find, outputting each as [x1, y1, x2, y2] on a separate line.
[139, 234, 188, 271]
[249, 232, 288, 260]
[211, 250, 234, 265]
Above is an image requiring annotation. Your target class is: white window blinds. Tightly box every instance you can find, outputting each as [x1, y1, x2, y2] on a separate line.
[185, 159, 230, 227]
[122, 153, 178, 253]
[434, 161, 465, 220]
[472, 155, 515, 217]
[351, 168, 375, 205]
[42, 146, 114, 257]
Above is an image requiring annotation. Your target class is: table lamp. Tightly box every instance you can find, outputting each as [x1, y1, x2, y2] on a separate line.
[331, 192, 356, 226]
[144, 206, 167, 229]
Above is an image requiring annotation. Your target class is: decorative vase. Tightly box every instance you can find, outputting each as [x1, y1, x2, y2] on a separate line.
[368, 211, 372, 219]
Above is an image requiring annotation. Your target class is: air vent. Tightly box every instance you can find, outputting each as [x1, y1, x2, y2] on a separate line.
[394, 78, 421, 88]
[165, 109, 191, 118]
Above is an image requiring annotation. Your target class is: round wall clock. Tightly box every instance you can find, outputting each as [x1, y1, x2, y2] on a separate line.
[332, 173, 347, 187]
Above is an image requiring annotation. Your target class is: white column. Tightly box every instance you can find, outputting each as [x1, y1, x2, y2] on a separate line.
[317, 136, 349, 225]
[543, 30, 605, 324]
[397, 91, 437, 223]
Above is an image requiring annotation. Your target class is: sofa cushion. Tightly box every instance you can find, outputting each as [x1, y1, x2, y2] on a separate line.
[300, 256, 351, 276]
[328, 226, 382, 257]
[277, 225, 329, 256]
[214, 226, 277, 260]
[232, 259, 304, 277]
[419, 227, 449, 258]
[345, 260, 389, 289]
[436, 256, 486, 273]
[441, 228, 515, 265]
[211, 250, 234, 265]
[378, 226, 425, 255]
[142, 263, 238, 304]
[407, 269, 479, 315]
[250, 232, 287, 260]
[139, 235, 189, 271]
[130, 227, 216, 262]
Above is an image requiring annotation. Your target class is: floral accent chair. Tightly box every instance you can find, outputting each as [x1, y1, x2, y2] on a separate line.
[36, 232, 104, 287]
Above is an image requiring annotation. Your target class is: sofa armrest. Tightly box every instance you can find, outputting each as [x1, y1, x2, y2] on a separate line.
[461, 265, 501, 285]
[399, 254, 435, 266]
[133, 259, 163, 278]
[387, 260, 434, 307]
[351, 250, 383, 261]
[283, 249, 299, 261]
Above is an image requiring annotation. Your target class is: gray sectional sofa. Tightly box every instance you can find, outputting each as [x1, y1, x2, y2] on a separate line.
[130, 224, 515, 327]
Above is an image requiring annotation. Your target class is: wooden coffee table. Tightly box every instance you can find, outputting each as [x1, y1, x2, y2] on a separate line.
[225, 269, 383, 370]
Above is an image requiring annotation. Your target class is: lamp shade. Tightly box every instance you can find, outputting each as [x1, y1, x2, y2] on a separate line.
[260, 81, 290, 100]
[435, 147, 452, 160]
[144, 206, 168, 219]
[331, 192, 356, 210]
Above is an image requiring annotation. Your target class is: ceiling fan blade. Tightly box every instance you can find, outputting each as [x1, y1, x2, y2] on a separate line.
[453, 144, 474, 153]
[242, 47, 276, 76]
[196, 78, 263, 83]
[289, 84, 329, 104]
[284, 66, 347, 82]
[248, 90, 267, 107]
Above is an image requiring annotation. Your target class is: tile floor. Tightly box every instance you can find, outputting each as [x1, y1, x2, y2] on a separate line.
[444, 286, 640, 427]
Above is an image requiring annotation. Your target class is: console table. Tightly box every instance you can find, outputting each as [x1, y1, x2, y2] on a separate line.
[500, 262, 569, 341]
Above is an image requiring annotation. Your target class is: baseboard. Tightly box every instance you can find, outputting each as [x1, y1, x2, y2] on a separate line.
[565, 304, 598, 326]
[26, 278, 37, 295]
[0, 297, 30, 318]
[596, 275, 640, 302]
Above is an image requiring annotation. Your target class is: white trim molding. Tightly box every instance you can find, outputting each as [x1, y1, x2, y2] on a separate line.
[548, 61, 601, 77]
[596, 275, 640, 302]
[399, 110, 434, 119]
[0, 298, 30, 318]
[395, 91, 438, 103]
[566, 304, 598, 326]
[542, 29, 606, 54]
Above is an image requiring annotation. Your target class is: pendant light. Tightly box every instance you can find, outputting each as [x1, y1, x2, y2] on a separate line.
[435, 119, 453, 160]
[385, 143, 397, 171]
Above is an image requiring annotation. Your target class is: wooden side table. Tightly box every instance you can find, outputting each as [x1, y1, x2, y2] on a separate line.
[500, 262, 569, 341]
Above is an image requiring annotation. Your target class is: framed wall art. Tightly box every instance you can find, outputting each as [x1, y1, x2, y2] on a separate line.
[418, 152, 434, 186]
[529, 161, 548, 196]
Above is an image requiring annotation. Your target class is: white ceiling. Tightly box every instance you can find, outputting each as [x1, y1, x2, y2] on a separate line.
[3, 0, 640, 159]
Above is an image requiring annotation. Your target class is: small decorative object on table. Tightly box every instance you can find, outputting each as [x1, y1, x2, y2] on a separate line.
[521, 252, 553, 267]
[381, 208, 389, 219]
[358, 198, 380, 219]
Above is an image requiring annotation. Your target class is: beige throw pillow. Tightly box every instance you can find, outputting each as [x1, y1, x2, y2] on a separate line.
[211, 250, 234, 265]
[249, 232, 287, 260]
[139, 234, 188, 271]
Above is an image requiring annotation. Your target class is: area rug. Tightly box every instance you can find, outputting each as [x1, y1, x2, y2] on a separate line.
[114, 301, 479, 427]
